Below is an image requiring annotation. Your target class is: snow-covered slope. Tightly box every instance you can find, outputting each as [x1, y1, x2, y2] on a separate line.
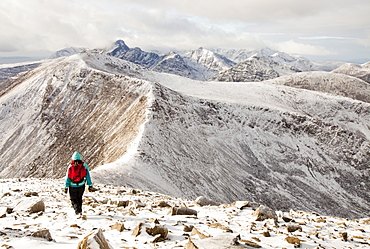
[267, 71, 370, 103]
[0, 52, 152, 178]
[49, 47, 87, 59]
[214, 47, 316, 72]
[0, 52, 369, 220]
[1, 179, 369, 249]
[152, 51, 215, 81]
[184, 47, 236, 72]
[332, 61, 370, 83]
[313, 60, 346, 72]
[212, 55, 300, 82]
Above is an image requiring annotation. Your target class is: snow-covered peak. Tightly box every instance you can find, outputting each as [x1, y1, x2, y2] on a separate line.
[184, 47, 236, 71]
[332, 61, 370, 83]
[49, 47, 87, 59]
[107, 39, 130, 57]
[212, 55, 300, 82]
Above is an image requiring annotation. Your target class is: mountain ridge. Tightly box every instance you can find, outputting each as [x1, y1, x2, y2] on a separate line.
[0, 51, 369, 219]
[30, 39, 364, 83]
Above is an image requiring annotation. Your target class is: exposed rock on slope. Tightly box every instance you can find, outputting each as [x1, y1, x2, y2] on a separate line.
[0, 53, 151, 177]
[184, 47, 236, 72]
[212, 55, 300, 82]
[152, 51, 214, 80]
[108, 40, 161, 69]
[94, 71, 370, 219]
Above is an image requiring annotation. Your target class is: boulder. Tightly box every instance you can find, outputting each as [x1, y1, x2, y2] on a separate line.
[195, 196, 219, 206]
[30, 229, 53, 241]
[189, 234, 244, 249]
[286, 223, 302, 233]
[285, 236, 301, 247]
[117, 200, 130, 208]
[111, 222, 125, 232]
[146, 224, 168, 242]
[131, 222, 143, 237]
[78, 228, 113, 249]
[252, 205, 277, 222]
[14, 198, 45, 213]
[156, 201, 171, 208]
[190, 227, 211, 239]
[169, 207, 197, 216]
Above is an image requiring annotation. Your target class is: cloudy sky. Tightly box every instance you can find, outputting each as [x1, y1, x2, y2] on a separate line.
[0, 0, 369, 62]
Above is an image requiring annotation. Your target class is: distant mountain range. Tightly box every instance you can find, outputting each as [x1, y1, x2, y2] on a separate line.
[1, 48, 369, 219]
[45, 40, 363, 83]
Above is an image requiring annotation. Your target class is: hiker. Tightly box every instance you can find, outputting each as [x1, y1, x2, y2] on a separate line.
[64, 151, 94, 215]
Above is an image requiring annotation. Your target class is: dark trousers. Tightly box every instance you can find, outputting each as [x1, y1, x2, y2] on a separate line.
[68, 185, 85, 214]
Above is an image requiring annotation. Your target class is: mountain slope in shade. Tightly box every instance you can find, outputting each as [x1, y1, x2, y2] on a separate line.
[332, 61, 370, 83]
[0, 52, 369, 219]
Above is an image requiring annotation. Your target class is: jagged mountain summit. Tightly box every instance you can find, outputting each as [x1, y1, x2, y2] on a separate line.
[0, 51, 369, 220]
[107, 39, 162, 68]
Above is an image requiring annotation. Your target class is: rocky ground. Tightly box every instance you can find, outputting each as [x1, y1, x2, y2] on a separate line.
[0, 178, 368, 249]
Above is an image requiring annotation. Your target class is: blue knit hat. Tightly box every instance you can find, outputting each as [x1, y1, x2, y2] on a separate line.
[72, 151, 82, 160]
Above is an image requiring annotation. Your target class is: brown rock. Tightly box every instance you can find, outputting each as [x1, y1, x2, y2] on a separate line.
[14, 198, 45, 213]
[241, 240, 262, 248]
[185, 238, 199, 249]
[208, 222, 232, 232]
[170, 207, 197, 216]
[340, 232, 348, 241]
[195, 196, 219, 206]
[184, 225, 194, 232]
[190, 227, 211, 239]
[0, 207, 8, 218]
[146, 225, 168, 241]
[156, 201, 171, 208]
[149, 218, 160, 224]
[77, 229, 112, 249]
[117, 200, 130, 208]
[282, 216, 295, 222]
[252, 205, 277, 222]
[111, 222, 125, 232]
[131, 222, 143, 237]
[286, 223, 303, 233]
[31, 229, 53, 241]
[285, 236, 301, 247]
